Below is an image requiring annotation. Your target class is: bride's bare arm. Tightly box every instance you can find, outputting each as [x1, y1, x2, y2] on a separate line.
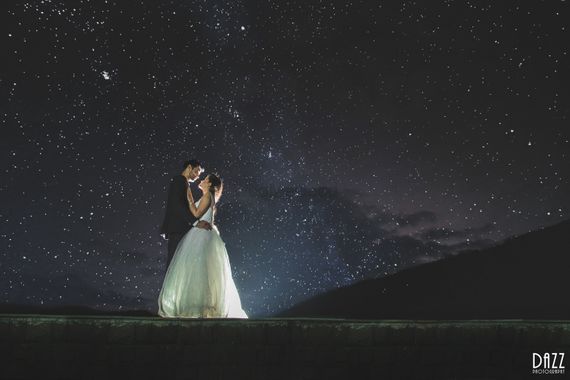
[187, 190, 212, 219]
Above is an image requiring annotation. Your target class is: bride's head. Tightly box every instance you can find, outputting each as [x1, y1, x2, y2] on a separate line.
[198, 173, 223, 202]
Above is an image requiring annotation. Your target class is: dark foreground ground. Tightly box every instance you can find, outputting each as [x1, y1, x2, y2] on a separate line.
[1, 314, 568, 380]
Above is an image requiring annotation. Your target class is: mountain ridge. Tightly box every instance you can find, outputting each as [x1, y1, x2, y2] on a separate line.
[276, 219, 570, 319]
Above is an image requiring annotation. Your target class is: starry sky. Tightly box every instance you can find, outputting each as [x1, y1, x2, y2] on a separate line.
[1, 0, 568, 317]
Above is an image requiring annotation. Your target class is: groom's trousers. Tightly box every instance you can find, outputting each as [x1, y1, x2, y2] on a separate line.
[166, 233, 185, 269]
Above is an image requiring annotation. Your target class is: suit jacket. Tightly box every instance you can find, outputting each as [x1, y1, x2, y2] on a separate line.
[160, 175, 198, 236]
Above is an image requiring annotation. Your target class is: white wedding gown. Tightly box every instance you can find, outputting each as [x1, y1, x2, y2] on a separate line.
[158, 199, 248, 318]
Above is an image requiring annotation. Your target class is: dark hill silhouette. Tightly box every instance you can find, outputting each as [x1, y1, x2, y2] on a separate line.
[277, 219, 570, 319]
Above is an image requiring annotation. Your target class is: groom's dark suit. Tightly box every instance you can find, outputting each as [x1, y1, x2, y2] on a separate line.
[160, 175, 198, 268]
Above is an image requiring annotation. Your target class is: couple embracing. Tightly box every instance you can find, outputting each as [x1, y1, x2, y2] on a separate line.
[157, 159, 248, 319]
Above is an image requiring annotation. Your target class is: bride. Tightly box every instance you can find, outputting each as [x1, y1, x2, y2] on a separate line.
[158, 173, 248, 318]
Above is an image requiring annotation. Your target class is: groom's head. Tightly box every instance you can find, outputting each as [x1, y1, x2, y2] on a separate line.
[182, 159, 204, 182]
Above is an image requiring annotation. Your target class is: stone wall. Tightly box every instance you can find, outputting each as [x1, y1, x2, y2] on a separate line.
[1, 314, 569, 379]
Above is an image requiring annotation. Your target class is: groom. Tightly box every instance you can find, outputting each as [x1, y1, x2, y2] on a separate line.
[160, 159, 212, 269]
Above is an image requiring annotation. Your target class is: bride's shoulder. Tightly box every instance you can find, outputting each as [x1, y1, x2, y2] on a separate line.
[203, 191, 213, 202]
[198, 191, 213, 204]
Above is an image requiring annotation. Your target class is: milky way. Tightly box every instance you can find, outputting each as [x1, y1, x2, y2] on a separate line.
[1, 0, 568, 316]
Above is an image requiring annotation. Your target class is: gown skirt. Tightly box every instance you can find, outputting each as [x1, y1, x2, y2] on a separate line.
[158, 225, 248, 318]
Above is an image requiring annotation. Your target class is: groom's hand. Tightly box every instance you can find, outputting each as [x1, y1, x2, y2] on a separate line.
[196, 221, 212, 230]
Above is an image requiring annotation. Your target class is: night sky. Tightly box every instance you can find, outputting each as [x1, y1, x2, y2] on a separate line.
[1, 0, 568, 317]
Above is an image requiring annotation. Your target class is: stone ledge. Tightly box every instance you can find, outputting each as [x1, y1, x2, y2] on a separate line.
[1, 315, 569, 379]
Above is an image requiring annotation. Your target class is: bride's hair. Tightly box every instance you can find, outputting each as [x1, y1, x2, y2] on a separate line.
[207, 173, 223, 203]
